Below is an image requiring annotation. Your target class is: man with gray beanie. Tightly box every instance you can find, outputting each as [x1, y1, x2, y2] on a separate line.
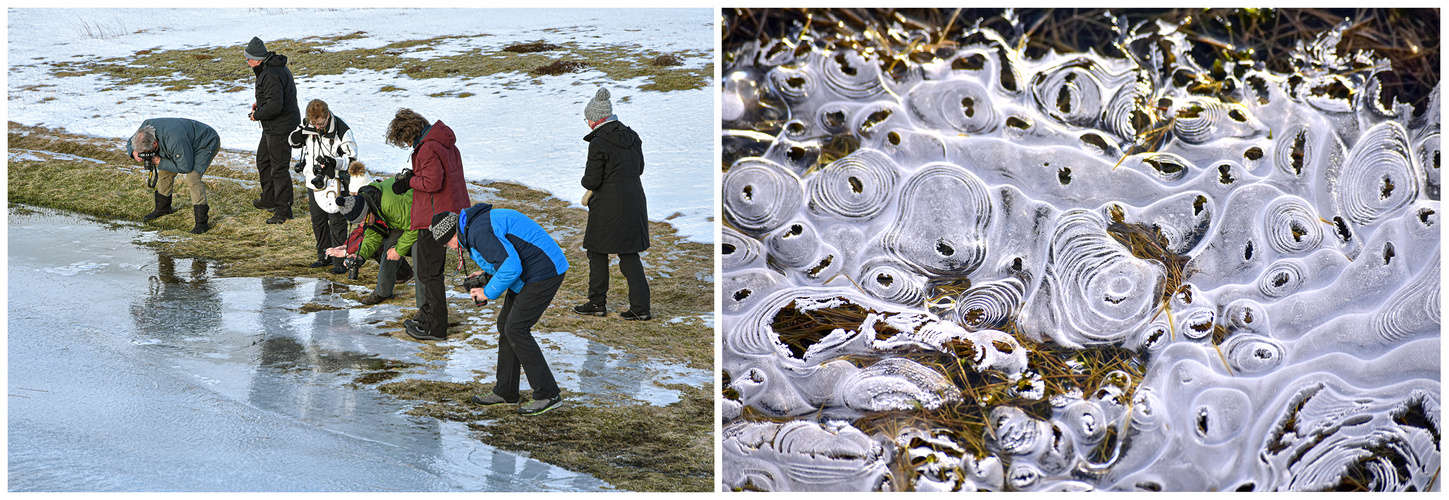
[573, 87, 652, 320]
[244, 36, 300, 224]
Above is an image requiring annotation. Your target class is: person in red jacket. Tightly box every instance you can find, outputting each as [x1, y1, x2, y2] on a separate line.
[384, 108, 471, 340]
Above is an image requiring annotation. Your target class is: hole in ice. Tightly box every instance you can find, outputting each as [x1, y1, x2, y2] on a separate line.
[961, 97, 976, 118]
[1380, 176, 1395, 199]
[733, 288, 751, 301]
[1244, 147, 1264, 161]
[824, 110, 846, 128]
[833, 53, 857, 76]
[786, 76, 805, 89]
[953, 53, 986, 71]
[1228, 108, 1248, 122]
[876, 273, 893, 287]
[1290, 130, 1307, 175]
[786, 122, 805, 135]
[742, 184, 754, 201]
[887, 131, 901, 145]
[722, 244, 736, 255]
[936, 239, 956, 257]
[1289, 222, 1307, 242]
[1382, 242, 1395, 265]
[786, 224, 803, 237]
[1007, 116, 1031, 129]
[1243, 241, 1254, 261]
[1236, 483, 1257, 492]
[1057, 85, 1073, 113]
[1333, 216, 1352, 242]
[1058, 167, 1073, 185]
[807, 255, 834, 277]
[1272, 273, 1289, 287]
[861, 109, 892, 133]
[1418, 209, 1435, 225]
[1193, 195, 1207, 216]
[1218, 164, 1235, 184]
[1196, 407, 1210, 436]
[787, 146, 807, 162]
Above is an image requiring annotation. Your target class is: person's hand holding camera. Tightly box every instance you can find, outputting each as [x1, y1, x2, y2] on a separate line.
[317, 156, 337, 170]
[469, 288, 489, 307]
[392, 169, 413, 195]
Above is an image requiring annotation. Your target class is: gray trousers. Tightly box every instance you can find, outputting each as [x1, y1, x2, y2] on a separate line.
[373, 229, 412, 298]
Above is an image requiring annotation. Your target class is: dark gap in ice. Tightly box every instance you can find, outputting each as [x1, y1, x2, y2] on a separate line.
[764, 41, 789, 60]
[1247, 75, 1271, 104]
[875, 273, 893, 287]
[953, 53, 986, 71]
[1193, 195, 1207, 216]
[1136, 481, 1162, 492]
[786, 224, 803, 237]
[1244, 240, 1254, 261]
[1244, 147, 1264, 161]
[1382, 242, 1395, 265]
[824, 110, 846, 128]
[1081, 133, 1112, 155]
[1290, 130, 1307, 176]
[935, 239, 956, 256]
[1392, 395, 1441, 444]
[722, 244, 736, 255]
[742, 184, 754, 201]
[1177, 104, 1205, 119]
[1273, 273, 1290, 288]
[732, 288, 751, 301]
[1418, 209, 1435, 225]
[1380, 176, 1395, 199]
[996, 48, 1017, 91]
[787, 146, 807, 162]
[1011, 257, 1024, 272]
[1172, 69, 1194, 87]
[1290, 222, 1307, 242]
[1057, 167, 1072, 185]
[1333, 216, 1353, 242]
[1056, 85, 1073, 113]
[887, 131, 901, 145]
[772, 301, 895, 359]
[786, 76, 805, 89]
[1196, 407, 1210, 436]
[1007, 116, 1031, 129]
[861, 109, 892, 134]
[1434, 150, 1440, 169]
[1243, 309, 1254, 323]
[1236, 483, 1257, 492]
[833, 53, 857, 76]
[848, 176, 864, 194]
[961, 97, 976, 118]
[785, 122, 806, 135]
[1228, 108, 1248, 122]
[1144, 157, 1183, 174]
[806, 254, 834, 278]
[1218, 164, 1235, 184]
[1131, 109, 1152, 135]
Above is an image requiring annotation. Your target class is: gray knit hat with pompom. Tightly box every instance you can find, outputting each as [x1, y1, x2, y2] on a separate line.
[584, 88, 612, 123]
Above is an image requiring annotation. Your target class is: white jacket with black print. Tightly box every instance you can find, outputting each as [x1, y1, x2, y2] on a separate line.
[289, 114, 367, 213]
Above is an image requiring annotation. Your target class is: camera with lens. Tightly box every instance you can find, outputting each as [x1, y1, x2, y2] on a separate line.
[310, 156, 338, 189]
[462, 273, 491, 306]
[344, 256, 365, 280]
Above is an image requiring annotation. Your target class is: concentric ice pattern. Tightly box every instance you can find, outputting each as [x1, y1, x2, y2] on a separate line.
[722, 17, 1440, 492]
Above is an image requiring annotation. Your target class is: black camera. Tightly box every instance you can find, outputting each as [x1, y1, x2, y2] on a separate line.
[344, 256, 364, 280]
[310, 157, 337, 189]
[462, 273, 491, 306]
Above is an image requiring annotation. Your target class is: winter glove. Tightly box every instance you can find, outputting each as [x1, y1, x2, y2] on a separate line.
[293, 159, 306, 173]
[288, 129, 306, 147]
[392, 169, 413, 195]
[318, 156, 337, 170]
[581, 190, 594, 207]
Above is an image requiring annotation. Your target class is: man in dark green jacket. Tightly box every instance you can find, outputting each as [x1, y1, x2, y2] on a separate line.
[328, 177, 418, 305]
[126, 117, 221, 234]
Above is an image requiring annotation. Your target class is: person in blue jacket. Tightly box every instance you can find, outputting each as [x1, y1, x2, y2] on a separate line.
[427, 203, 569, 416]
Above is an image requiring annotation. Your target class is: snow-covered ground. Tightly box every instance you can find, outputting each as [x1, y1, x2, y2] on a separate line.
[6, 8, 716, 243]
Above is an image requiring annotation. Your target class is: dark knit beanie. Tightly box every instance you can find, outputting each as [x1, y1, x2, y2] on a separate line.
[245, 37, 269, 61]
[430, 211, 459, 244]
[337, 195, 368, 224]
[584, 88, 612, 123]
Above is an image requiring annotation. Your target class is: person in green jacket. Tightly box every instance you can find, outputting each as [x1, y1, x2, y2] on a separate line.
[327, 177, 417, 305]
[126, 117, 220, 234]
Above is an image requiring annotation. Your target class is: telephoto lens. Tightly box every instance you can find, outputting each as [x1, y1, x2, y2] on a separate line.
[345, 256, 363, 280]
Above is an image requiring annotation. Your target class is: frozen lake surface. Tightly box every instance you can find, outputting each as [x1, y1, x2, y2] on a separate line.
[7, 206, 707, 491]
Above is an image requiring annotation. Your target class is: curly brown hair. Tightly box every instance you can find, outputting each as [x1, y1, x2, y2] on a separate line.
[385, 108, 430, 149]
[305, 99, 330, 126]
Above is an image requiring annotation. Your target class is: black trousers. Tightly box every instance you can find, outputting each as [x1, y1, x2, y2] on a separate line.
[492, 273, 564, 401]
[308, 192, 346, 264]
[586, 250, 650, 314]
[413, 227, 448, 336]
[256, 133, 293, 215]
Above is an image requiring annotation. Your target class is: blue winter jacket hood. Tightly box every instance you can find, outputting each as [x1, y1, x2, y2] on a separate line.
[459, 203, 569, 300]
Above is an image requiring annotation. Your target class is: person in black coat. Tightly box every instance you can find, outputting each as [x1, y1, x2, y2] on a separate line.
[245, 36, 300, 224]
[572, 88, 652, 320]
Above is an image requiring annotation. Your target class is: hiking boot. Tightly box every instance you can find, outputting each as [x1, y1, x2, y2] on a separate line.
[404, 319, 446, 341]
[266, 205, 293, 224]
[359, 294, 389, 306]
[395, 263, 414, 285]
[471, 393, 518, 406]
[573, 302, 607, 317]
[142, 192, 174, 222]
[252, 199, 274, 210]
[329, 263, 347, 274]
[621, 309, 652, 321]
[308, 259, 331, 268]
[518, 396, 563, 416]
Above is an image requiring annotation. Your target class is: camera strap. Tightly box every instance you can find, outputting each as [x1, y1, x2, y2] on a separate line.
[146, 163, 158, 189]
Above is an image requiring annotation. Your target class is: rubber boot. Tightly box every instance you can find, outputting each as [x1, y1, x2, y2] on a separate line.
[190, 204, 210, 234]
[142, 191, 174, 222]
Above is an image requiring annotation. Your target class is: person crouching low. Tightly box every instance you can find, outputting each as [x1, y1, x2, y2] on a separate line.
[327, 177, 417, 305]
